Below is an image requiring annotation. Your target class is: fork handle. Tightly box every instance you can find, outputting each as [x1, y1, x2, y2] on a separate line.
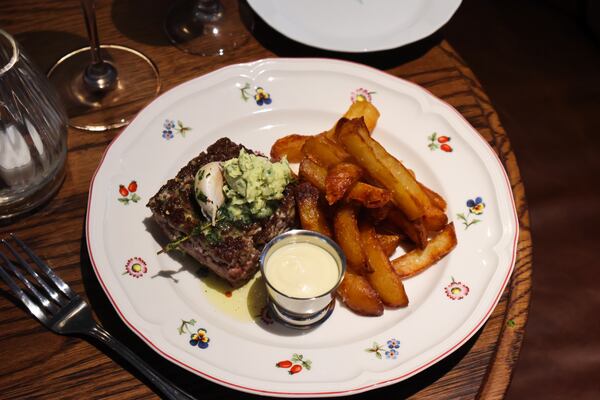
[88, 325, 197, 400]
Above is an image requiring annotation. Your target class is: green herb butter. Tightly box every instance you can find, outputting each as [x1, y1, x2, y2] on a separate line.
[222, 149, 293, 223]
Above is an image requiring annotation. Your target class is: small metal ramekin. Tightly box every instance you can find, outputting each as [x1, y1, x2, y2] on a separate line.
[259, 229, 346, 329]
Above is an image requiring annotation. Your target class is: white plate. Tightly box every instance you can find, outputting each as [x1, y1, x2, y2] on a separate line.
[247, 0, 462, 52]
[87, 58, 517, 397]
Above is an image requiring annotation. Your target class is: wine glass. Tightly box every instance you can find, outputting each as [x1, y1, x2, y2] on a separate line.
[47, 0, 161, 131]
[164, 0, 251, 56]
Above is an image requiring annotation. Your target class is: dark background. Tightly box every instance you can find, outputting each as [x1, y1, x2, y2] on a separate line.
[444, 0, 600, 399]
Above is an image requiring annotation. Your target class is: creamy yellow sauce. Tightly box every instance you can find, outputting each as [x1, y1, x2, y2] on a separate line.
[200, 271, 268, 322]
[265, 242, 339, 298]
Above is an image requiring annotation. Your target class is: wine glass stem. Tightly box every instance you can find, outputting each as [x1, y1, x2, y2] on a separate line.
[79, 0, 117, 92]
[80, 0, 103, 66]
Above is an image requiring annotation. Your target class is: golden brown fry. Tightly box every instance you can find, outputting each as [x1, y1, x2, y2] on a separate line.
[337, 118, 425, 220]
[345, 182, 391, 208]
[325, 162, 363, 205]
[337, 271, 383, 316]
[386, 208, 428, 249]
[299, 158, 389, 208]
[419, 182, 447, 211]
[270, 134, 311, 163]
[333, 204, 369, 274]
[302, 134, 351, 168]
[324, 101, 381, 142]
[376, 232, 402, 258]
[343, 101, 380, 133]
[391, 223, 458, 279]
[423, 205, 448, 233]
[298, 157, 327, 192]
[360, 221, 409, 308]
[295, 182, 332, 237]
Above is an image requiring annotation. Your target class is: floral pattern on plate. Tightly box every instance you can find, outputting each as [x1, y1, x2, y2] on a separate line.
[366, 338, 401, 360]
[445, 278, 470, 300]
[178, 319, 210, 349]
[123, 257, 147, 278]
[162, 119, 191, 140]
[117, 181, 140, 205]
[427, 132, 453, 152]
[240, 83, 272, 106]
[275, 354, 312, 375]
[457, 197, 485, 229]
[351, 87, 375, 103]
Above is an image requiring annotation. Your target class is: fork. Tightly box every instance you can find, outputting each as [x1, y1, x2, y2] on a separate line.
[0, 234, 196, 400]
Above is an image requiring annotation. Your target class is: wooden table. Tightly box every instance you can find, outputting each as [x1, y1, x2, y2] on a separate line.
[0, 1, 532, 398]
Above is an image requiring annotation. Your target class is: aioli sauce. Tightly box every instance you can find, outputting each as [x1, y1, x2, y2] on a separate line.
[265, 242, 339, 298]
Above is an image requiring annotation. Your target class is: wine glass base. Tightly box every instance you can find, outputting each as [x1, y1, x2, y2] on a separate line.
[164, 0, 249, 56]
[47, 45, 160, 132]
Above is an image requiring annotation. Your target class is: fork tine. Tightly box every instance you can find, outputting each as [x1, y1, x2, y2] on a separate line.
[9, 235, 76, 299]
[2, 239, 68, 305]
[0, 259, 48, 322]
[0, 252, 59, 314]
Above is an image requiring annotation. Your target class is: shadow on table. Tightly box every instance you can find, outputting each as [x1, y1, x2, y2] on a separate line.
[79, 226, 480, 399]
[14, 31, 88, 73]
[111, 0, 173, 47]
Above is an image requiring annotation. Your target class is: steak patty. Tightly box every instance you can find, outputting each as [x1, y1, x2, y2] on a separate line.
[147, 138, 296, 287]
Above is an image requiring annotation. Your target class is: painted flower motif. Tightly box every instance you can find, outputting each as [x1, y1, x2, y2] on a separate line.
[162, 119, 191, 140]
[385, 348, 399, 359]
[351, 88, 375, 103]
[275, 354, 312, 375]
[254, 87, 272, 106]
[162, 119, 175, 140]
[467, 197, 485, 215]
[117, 180, 141, 205]
[178, 318, 197, 335]
[123, 257, 147, 278]
[189, 328, 210, 349]
[445, 278, 470, 300]
[366, 338, 401, 360]
[428, 132, 453, 152]
[457, 196, 485, 229]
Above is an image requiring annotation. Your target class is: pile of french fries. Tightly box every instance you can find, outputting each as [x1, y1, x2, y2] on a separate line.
[270, 101, 458, 316]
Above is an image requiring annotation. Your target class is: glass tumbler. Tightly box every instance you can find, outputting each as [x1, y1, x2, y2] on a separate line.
[0, 29, 68, 221]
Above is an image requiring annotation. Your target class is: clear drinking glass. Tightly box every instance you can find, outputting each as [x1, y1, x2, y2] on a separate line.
[0, 29, 68, 221]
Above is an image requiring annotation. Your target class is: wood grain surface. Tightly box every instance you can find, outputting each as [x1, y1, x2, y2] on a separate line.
[0, 1, 532, 399]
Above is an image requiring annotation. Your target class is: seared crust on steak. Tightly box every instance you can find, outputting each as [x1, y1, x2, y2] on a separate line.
[147, 138, 296, 287]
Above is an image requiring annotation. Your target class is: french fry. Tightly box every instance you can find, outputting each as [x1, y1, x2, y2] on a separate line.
[376, 232, 402, 258]
[299, 157, 327, 192]
[325, 162, 363, 205]
[333, 204, 369, 274]
[423, 205, 448, 233]
[300, 158, 391, 208]
[337, 271, 383, 316]
[420, 182, 447, 211]
[391, 223, 458, 279]
[386, 208, 428, 249]
[345, 182, 391, 208]
[295, 182, 332, 237]
[360, 221, 409, 308]
[302, 134, 351, 168]
[337, 118, 425, 220]
[325, 101, 381, 141]
[343, 101, 380, 133]
[270, 134, 311, 163]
